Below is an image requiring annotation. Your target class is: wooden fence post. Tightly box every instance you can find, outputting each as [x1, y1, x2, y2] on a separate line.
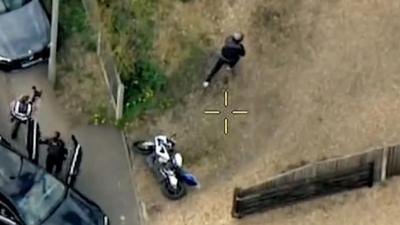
[231, 187, 242, 219]
[116, 83, 124, 120]
[368, 162, 374, 187]
[380, 146, 388, 182]
[97, 31, 101, 56]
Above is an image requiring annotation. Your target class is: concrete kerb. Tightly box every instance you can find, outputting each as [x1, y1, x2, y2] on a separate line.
[120, 131, 148, 225]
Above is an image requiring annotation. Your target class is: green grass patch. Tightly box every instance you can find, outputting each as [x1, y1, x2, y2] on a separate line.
[97, 0, 163, 121]
[43, 0, 97, 51]
[44, 0, 209, 127]
[97, 0, 209, 125]
[43, 0, 113, 124]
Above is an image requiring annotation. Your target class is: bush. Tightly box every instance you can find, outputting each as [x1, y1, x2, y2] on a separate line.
[42, 0, 97, 51]
[97, 0, 209, 123]
[123, 58, 167, 120]
[97, 0, 167, 120]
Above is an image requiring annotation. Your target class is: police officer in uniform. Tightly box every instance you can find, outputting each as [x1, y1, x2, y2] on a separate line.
[40, 131, 68, 176]
[10, 86, 42, 139]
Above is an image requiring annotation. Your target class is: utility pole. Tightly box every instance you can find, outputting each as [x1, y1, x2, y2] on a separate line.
[48, 0, 60, 88]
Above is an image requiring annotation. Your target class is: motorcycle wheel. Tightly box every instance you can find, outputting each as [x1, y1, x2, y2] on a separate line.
[132, 140, 155, 155]
[11, 121, 20, 140]
[161, 180, 187, 200]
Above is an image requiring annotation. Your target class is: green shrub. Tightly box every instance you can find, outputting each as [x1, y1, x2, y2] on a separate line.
[61, 0, 97, 51]
[97, 0, 209, 123]
[43, 0, 96, 51]
[97, 0, 166, 120]
[123, 58, 167, 120]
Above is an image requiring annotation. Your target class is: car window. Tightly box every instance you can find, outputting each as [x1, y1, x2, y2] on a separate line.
[0, 146, 22, 188]
[0, 201, 18, 225]
[0, 0, 31, 14]
[12, 170, 66, 225]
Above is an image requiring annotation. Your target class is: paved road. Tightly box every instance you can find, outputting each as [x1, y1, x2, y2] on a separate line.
[74, 126, 141, 225]
[0, 64, 141, 225]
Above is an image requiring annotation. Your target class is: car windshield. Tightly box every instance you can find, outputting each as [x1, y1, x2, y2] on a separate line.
[11, 169, 66, 225]
[0, 0, 31, 14]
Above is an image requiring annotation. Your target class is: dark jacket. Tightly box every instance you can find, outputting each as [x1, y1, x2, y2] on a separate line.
[221, 36, 246, 62]
[40, 137, 68, 160]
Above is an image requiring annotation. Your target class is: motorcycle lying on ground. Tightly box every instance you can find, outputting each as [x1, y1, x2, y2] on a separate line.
[9, 86, 42, 139]
[133, 135, 200, 200]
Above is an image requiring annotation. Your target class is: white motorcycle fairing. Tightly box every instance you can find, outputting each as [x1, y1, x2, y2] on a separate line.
[167, 171, 179, 188]
[173, 153, 183, 167]
[154, 135, 172, 164]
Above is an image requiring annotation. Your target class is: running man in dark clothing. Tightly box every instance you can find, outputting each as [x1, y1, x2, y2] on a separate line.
[203, 32, 246, 88]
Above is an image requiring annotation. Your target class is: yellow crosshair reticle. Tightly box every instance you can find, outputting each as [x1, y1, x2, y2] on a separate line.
[204, 90, 249, 135]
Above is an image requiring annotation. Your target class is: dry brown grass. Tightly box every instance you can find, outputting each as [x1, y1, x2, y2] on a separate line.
[54, 37, 113, 125]
[153, 0, 223, 76]
[50, 0, 114, 125]
[128, 0, 400, 225]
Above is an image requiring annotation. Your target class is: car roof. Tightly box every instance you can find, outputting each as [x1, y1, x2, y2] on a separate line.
[0, 0, 50, 59]
[0, 137, 71, 192]
[0, 141, 42, 192]
[0, 137, 108, 224]
[0, 144, 24, 182]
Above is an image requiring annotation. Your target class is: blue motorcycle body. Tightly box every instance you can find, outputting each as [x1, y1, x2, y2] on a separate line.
[179, 170, 200, 187]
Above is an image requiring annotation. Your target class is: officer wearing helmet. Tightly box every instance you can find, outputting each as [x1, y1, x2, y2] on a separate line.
[203, 32, 246, 88]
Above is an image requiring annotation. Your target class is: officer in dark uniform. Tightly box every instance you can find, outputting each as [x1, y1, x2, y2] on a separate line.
[40, 131, 68, 176]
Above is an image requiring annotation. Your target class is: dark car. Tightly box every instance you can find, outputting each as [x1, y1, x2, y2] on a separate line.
[0, 0, 50, 71]
[0, 136, 109, 225]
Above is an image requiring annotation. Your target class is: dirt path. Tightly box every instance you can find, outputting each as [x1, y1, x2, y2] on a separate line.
[130, 0, 400, 224]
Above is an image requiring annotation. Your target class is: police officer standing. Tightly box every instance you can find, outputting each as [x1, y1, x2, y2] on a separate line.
[40, 131, 68, 176]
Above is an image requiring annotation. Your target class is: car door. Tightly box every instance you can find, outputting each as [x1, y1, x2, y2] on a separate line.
[65, 135, 83, 188]
[0, 214, 18, 225]
[0, 200, 22, 225]
[26, 120, 40, 164]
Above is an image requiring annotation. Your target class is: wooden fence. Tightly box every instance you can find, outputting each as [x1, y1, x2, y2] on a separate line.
[232, 145, 400, 219]
[386, 145, 400, 177]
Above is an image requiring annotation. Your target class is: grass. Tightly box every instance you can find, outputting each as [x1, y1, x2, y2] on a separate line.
[58, 0, 97, 51]
[97, 0, 208, 125]
[97, 0, 164, 122]
[42, 0, 113, 124]
[44, 0, 209, 126]
[42, 0, 96, 51]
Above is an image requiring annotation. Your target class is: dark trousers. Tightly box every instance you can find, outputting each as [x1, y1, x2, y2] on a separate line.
[46, 155, 63, 175]
[205, 57, 239, 82]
